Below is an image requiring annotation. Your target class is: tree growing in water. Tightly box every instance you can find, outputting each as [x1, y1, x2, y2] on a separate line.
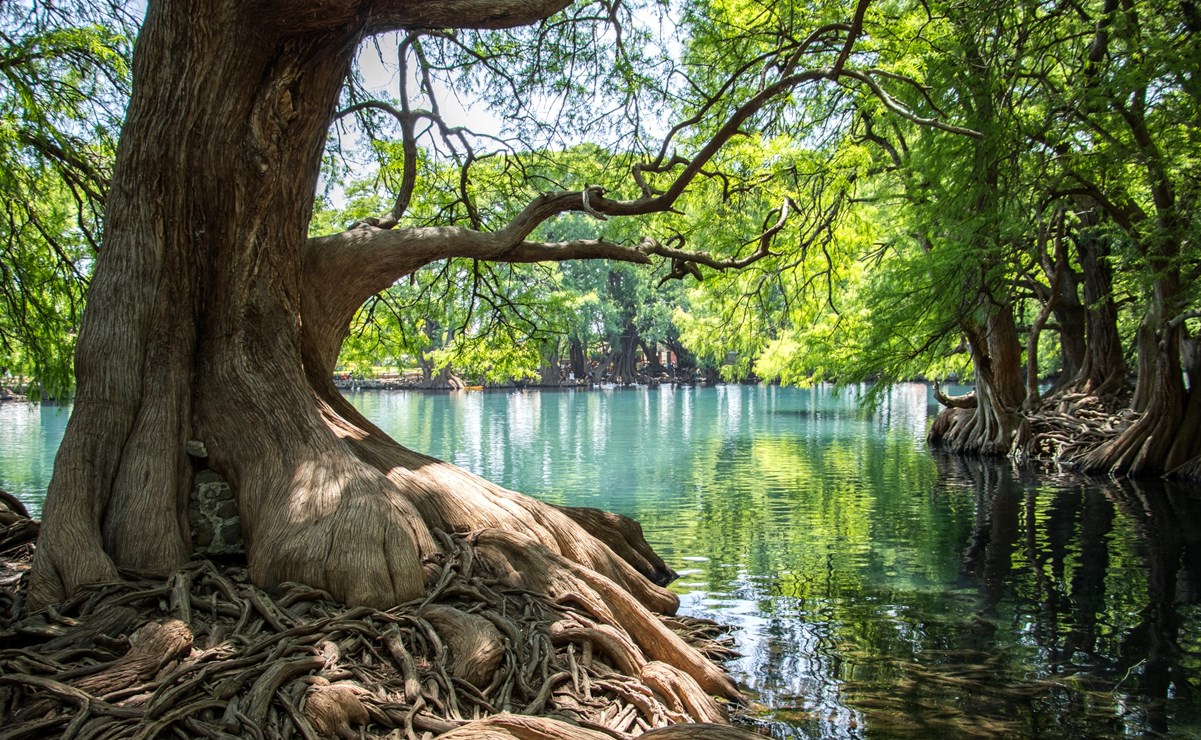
[673, 0, 1199, 478]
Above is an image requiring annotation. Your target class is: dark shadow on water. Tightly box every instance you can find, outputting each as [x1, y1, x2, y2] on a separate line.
[900, 453, 1201, 738]
[746, 451, 1201, 739]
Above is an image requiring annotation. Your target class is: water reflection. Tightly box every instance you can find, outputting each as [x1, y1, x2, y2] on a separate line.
[348, 385, 1201, 737]
[3, 385, 1201, 737]
[755, 453, 1201, 739]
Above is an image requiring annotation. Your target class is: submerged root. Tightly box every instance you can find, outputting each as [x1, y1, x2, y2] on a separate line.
[0, 527, 759, 739]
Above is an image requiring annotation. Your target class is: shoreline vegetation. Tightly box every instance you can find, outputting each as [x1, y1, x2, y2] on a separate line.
[8, 370, 1200, 483]
[330, 371, 1201, 483]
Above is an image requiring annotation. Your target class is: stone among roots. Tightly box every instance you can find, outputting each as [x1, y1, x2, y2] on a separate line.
[187, 469, 243, 555]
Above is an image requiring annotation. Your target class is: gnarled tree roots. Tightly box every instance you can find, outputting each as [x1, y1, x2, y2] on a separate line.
[1011, 391, 1140, 465]
[0, 526, 762, 739]
[931, 388, 1201, 479]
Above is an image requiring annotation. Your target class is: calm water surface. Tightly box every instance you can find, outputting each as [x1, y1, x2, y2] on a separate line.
[3, 384, 1200, 738]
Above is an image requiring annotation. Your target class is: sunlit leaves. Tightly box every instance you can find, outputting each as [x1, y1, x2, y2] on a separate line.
[318, 0, 1199, 400]
[0, 4, 130, 398]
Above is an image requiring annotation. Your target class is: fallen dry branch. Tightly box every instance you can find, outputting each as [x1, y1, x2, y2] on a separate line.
[0, 527, 763, 739]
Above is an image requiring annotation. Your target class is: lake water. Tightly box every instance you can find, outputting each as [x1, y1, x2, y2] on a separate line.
[3, 384, 1200, 738]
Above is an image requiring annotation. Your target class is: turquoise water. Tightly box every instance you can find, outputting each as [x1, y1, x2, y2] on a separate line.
[3, 385, 1201, 737]
[0, 402, 70, 518]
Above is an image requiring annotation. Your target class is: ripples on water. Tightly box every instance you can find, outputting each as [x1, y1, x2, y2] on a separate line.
[3, 385, 1201, 738]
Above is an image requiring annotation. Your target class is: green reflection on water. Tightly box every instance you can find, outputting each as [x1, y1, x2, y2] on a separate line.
[3, 385, 1200, 738]
[351, 384, 1201, 738]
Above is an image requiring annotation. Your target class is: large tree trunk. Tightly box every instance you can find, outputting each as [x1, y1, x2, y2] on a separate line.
[538, 338, 563, 385]
[639, 337, 667, 375]
[1029, 205, 1085, 397]
[568, 336, 589, 381]
[415, 319, 466, 389]
[29, 1, 361, 604]
[1050, 278, 1087, 392]
[1169, 335, 1201, 477]
[1076, 228, 1196, 478]
[929, 305, 1026, 455]
[1071, 230, 1126, 396]
[589, 345, 615, 384]
[1075, 13, 1192, 475]
[609, 325, 641, 385]
[27, 6, 729, 714]
[1079, 269, 1189, 476]
[664, 336, 695, 378]
[417, 363, 467, 390]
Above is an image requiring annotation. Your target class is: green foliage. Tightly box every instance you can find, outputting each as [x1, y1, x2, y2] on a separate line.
[8, 0, 1199, 401]
[675, 0, 1198, 399]
[0, 4, 130, 398]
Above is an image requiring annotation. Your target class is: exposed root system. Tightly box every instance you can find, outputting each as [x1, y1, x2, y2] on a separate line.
[1016, 392, 1139, 463]
[0, 522, 762, 739]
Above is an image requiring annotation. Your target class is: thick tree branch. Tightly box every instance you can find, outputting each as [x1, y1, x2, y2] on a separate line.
[1168, 309, 1201, 331]
[369, 0, 575, 32]
[266, 0, 575, 34]
[933, 380, 977, 409]
[306, 1, 987, 357]
[831, 0, 871, 78]
[313, 54, 983, 310]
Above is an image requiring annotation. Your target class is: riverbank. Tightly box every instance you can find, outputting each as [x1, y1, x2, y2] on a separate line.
[0, 497, 762, 738]
[331, 367, 720, 392]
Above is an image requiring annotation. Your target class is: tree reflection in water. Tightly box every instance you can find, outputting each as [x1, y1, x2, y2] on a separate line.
[801, 453, 1201, 739]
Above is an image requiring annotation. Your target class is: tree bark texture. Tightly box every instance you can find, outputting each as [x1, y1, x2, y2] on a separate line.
[415, 322, 466, 390]
[1079, 282, 1192, 476]
[929, 305, 1025, 455]
[538, 339, 563, 385]
[1071, 231, 1126, 396]
[610, 326, 642, 385]
[568, 337, 588, 381]
[33, 0, 362, 605]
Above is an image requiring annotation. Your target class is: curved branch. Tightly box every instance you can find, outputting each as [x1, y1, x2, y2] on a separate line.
[335, 96, 419, 228]
[589, 66, 982, 221]
[1168, 309, 1201, 332]
[831, 0, 871, 78]
[933, 380, 977, 409]
[835, 69, 985, 139]
[648, 22, 850, 170]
